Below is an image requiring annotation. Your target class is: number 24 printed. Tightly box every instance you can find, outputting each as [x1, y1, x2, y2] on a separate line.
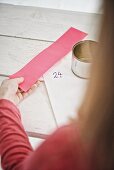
[53, 72, 62, 78]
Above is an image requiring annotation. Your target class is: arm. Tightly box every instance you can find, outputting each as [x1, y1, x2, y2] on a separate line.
[0, 99, 33, 170]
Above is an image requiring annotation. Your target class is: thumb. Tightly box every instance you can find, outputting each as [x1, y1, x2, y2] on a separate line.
[15, 77, 24, 84]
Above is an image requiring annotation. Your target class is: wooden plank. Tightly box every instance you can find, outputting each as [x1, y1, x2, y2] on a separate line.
[29, 137, 44, 149]
[0, 0, 101, 13]
[44, 53, 88, 126]
[0, 36, 57, 136]
[0, 35, 51, 75]
[0, 3, 101, 41]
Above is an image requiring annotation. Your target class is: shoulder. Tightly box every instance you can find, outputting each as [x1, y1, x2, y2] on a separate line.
[25, 124, 83, 170]
[36, 124, 78, 157]
[47, 124, 79, 149]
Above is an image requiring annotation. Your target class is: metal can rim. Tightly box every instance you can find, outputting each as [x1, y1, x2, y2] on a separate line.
[72, 40, 97, 63]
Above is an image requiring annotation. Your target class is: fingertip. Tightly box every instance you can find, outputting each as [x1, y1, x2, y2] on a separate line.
[33, 84, 38, 88]
[36, 81, 40, 86]
[20, 77, 24, 81]
[31, 84, 38, 91]
[17, 77, 24, 83]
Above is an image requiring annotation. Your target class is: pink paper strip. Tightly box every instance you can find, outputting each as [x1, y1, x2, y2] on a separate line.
[10, 27, 87, 92]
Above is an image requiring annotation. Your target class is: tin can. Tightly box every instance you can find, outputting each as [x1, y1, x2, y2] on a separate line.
[71, 40, 97, 79]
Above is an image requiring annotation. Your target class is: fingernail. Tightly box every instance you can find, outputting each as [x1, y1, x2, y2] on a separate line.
[34, 84, 37, 88]
[21, 77, 24, 80]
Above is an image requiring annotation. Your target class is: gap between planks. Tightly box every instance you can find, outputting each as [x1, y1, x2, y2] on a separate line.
[0, 34, 54, 43]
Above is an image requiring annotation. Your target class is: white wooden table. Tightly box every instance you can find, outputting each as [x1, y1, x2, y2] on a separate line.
[0, 4, 101, 170]
[0, 3, 100, 139]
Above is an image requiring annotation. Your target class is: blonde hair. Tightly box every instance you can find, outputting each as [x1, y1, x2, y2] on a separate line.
[78, 0, 114, 169]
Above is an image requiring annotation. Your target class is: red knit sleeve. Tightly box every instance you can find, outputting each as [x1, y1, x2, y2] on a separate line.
[0, 99, 33, 170]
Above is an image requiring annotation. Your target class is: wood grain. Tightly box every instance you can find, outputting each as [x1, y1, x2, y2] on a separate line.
[0, 3, 101, 41]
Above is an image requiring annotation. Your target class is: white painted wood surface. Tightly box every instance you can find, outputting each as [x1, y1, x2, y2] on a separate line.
[44, 53, 88, 126]
[0, 4, 101, 41]
[29, 137, 44, 149]
[0, 3, 101, 136]
[0, 2, 101, 132]
[0, 0, 102, 13]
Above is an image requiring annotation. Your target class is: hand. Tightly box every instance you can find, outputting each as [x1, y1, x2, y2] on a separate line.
[0, 77, 39, 105]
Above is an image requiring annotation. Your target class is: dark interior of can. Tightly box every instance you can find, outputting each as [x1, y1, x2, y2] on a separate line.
[73, 40, 97, 62]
